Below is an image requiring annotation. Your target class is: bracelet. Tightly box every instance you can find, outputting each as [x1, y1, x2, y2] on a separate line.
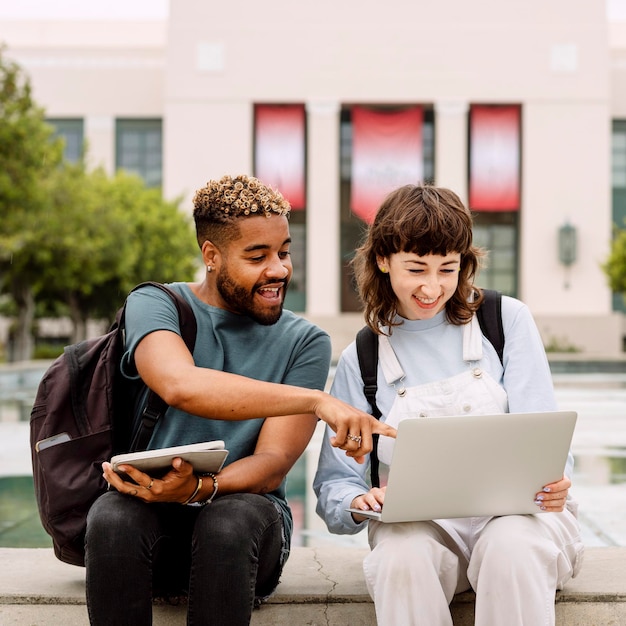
[197, 472, 218, 506]
[182, 475, 202, 505]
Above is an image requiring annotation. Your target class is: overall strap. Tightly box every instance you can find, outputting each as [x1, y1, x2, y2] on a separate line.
[355, 290, 505, 488]
[356, 326, 382, 488]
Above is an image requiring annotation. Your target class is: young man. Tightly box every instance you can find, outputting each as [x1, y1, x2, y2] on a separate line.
[85, 174, 394, 625]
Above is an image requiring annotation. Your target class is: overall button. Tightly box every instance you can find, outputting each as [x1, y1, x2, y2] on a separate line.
[463, 404, 472, 412]
[397, 386, 406, 397]
[472, 367, 483, 379]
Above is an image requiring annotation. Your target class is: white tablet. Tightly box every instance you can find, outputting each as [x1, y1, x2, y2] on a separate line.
[111, 441, 228, 475]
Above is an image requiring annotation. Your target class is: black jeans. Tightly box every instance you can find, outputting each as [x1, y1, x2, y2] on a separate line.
[85, 490, 285, 626]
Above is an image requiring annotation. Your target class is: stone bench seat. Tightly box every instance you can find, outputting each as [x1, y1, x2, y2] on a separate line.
[1, 546, 625, 625]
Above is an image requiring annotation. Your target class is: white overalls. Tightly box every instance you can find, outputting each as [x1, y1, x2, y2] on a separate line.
[363, 316, 584, 626]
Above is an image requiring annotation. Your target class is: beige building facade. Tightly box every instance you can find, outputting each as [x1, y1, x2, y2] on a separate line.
[3, 0, 625, 357]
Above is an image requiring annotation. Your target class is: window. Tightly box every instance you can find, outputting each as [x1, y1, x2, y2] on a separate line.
[115, 119, 162, 188]
[339, 106, 435, 312]
[47, 118, 84, 163]
[284, 214, 306, 312]
[253, 104, 307, 311]
[472, 214, 518, 296]
[468, 104, 521, 298]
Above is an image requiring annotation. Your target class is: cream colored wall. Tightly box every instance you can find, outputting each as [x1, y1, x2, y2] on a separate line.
[1, 1, 623, 353]
[163, 0, 616, 349]
[611, 23, 626, 117]
[3, 20, 166, 173]
[163, 101, 253, 201]
[305, 102, 342, 316]
[165, 0, 606, 101]
[521, 102, 611, 316]
[434, 102, 469, 199]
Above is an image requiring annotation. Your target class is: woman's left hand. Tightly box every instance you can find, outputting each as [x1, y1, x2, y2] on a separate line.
[535, 475, 571, 512]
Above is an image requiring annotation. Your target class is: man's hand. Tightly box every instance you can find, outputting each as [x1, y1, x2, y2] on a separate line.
[102, 457, 198, 503]
[313, 394, 396, 463]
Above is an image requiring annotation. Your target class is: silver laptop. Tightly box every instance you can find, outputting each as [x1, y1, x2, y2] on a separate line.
[347, 410, 577, 523]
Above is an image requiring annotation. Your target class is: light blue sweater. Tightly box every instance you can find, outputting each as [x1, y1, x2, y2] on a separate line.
[313, 296, 571, 535]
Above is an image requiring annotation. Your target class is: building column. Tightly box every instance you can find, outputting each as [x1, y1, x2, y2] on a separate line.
[434, 100, 469, 202]
[85, 115, 115, 175]
[305, 101, 341, 316]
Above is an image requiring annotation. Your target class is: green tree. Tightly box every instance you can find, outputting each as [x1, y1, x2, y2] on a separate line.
[603, 226, 626, 300]
[0, 48, 199, 357]
[0, 45, 64, 360]
[36, 164, 199, 343]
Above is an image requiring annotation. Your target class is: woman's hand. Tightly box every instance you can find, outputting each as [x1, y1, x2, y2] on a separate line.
[535, 475, 570, 512]
[350, 487, 386, 522]
[102, 457, 198, 504]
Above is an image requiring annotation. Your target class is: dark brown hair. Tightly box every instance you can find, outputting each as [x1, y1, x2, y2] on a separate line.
[353, 184, 486, 334]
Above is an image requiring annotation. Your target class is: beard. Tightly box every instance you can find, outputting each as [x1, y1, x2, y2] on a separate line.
[216, 268, 288, 326]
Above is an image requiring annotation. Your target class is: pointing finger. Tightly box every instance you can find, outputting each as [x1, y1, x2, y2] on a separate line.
[374, 422, 397, 439]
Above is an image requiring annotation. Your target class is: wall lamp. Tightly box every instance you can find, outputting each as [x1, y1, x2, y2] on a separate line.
[558, 222, 577, 288]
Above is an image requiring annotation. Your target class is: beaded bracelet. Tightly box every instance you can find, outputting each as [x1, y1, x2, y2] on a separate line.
[198, 472, 219, 505]
[182, 476, 202, 505]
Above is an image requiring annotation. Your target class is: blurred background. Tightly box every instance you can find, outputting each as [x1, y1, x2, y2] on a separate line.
[1, 0, 626, 552]
[1, 0, 626, 359]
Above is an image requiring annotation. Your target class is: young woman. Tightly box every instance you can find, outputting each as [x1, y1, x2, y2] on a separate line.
[313, 184, 584, 626]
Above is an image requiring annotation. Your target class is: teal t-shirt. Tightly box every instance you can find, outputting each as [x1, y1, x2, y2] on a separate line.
[120, 282, 331, 547]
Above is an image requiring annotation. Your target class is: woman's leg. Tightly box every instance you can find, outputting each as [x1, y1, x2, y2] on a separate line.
[468, 512, 584, 626]
[85, 491, 184, 626]
[186, 493, 284, 626]
[363, 520, 470, 626]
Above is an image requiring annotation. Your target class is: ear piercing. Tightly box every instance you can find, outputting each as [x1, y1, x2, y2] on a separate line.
[207, 265, 213, 273]
[379, 267, 388, 273]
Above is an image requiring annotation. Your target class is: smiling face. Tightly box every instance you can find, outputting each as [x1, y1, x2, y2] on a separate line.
[205, 215, 292, 325]
[379, 251, 461, 320]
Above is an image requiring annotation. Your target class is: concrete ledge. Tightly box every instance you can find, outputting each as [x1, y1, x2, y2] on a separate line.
[1, 547, 625, 625]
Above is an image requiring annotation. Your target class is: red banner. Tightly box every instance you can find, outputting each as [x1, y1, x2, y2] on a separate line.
[469, 105, 521, 212]
[254, 105, 306, 210]
[351, 106, 423, 224]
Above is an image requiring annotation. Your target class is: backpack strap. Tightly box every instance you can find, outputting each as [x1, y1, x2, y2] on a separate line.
[476, 289, 504, 365]
[355, 289, 505, 488]
[356, 326, 382, 488]
[128, 282, 198, 451]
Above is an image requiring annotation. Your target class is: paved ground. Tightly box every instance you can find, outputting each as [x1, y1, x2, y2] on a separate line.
[552, 373, 626, 547]
[1, 372, 625, 548]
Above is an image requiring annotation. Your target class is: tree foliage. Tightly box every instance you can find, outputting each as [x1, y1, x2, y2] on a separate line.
[603, 226, 626, 298]
[0, 45, 64, 360]
[0, 48, 200, 358]
[36, 164, 199, 341]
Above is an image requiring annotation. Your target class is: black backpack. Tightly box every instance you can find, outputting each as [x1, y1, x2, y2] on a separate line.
[30, 282, 197, 566]
[356, 289, 504, 488]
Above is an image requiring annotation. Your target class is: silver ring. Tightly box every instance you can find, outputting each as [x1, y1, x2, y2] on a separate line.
[346, 433, 362, 444]
[146, 479, 154, 490]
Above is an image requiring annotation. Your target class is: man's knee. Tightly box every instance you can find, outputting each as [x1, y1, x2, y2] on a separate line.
[195, 493, 280, 549]
[88, 492, 142, 530]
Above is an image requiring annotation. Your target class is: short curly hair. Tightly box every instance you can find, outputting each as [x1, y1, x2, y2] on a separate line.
[193, 174, 291, 248]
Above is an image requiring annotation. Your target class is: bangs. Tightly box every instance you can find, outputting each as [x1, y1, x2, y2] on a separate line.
[376, 198, 473, 258]
[399, 227, 470, 258]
